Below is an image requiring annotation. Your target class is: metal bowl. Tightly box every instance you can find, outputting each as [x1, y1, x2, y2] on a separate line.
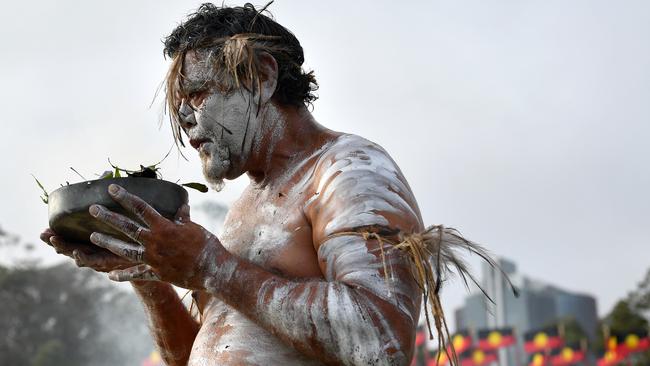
[48, 177, 188, 243]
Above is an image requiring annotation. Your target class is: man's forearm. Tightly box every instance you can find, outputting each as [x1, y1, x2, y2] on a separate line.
[132, 281, 200, 366]
[199, 250, 414, 365]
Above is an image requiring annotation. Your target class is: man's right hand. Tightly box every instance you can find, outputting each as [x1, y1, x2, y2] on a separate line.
[40, 228, 135, 273]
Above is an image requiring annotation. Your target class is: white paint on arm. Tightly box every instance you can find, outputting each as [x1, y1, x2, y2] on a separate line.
[250, 135, 423, 365]
[307, 134, 423, 238]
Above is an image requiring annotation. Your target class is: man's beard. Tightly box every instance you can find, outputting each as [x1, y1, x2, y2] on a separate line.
[200, 143, 231, 192]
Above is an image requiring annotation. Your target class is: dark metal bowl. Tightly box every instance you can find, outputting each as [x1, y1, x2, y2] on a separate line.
[48, 177, 188, 243]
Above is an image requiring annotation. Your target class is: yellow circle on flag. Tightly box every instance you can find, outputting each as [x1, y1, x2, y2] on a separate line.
[561, 347, 574, 360]
[625, 334, 640, 349]
[435, 352, 449, 365]
[532, 353, 544, 366]
[453, 334, 465, 349]
[607, 336, 617, 351]
[473, 350, 485, 364]
[604, 350, 617, 362]
[488, 331, 503, 346]
[533, 333, 549, 348]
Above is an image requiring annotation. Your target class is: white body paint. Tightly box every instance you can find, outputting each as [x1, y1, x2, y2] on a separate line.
[189, 299, 323, 366]
[192, 88, 259, 190]
[189, 134, 421, 365]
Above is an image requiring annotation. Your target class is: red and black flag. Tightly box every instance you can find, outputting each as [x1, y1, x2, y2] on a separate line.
[477, 327, 516, 351]
[528, 352, 548, 366]
[428, 350, 450, 366]
[416, 326, 427, 347]
[524, 326, 564, 353]
[549, 345, 586, 366]
[596, 349, 626, 366]
[425, 330, 472, 366]
[412, 324, 428, 366]
[610, 329, 650, 355]
[450, 329, 473, 354]
[458, 348, 498, 366]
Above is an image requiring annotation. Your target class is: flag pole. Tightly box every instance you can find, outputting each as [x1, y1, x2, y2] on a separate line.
[512, 327, 523, 366]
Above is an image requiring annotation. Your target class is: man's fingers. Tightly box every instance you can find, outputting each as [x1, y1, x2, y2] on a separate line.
[108, 264, 160, 282]
[174, 204, 191, 223]
[107, 184, 164, 227]
[50, 236, 86, 256]
[72, 249, 132, 272]
[40, 228, 55, 246]
[90, 232, 145, 263]
[89, 204, 152, 243]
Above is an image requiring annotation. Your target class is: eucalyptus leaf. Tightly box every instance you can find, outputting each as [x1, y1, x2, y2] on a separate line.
[181, 182, 209, 193]
[31, 175, 49, 204]
[99, 171, 114, 179]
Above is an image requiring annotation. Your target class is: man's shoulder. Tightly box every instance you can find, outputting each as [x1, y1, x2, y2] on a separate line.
[315, 133, 401, 176]
[307, 133, 422, 237]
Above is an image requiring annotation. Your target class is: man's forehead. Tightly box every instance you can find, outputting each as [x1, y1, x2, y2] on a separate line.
[181, 49, 217, 83]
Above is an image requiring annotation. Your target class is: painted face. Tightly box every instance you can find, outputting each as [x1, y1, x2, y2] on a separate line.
[178, 50, 262, 189]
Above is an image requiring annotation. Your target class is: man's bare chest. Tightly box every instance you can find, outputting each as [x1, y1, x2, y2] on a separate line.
[218, 184, 322, 279]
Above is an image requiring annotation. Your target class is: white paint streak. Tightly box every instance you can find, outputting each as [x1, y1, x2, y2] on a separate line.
[253, 234, 415, 365]
[188, 299, 323, 366]
[246, 202, 292, 263]
[318, 235, 416, 323]
[305, 134, 420, 238]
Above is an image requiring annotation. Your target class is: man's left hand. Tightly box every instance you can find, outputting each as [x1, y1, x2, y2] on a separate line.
[88, 183, 220, 288]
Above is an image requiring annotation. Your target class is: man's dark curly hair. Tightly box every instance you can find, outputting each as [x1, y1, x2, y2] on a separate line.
[164, 2, 317, 107]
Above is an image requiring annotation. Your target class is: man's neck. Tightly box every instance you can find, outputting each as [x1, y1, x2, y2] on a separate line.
[246, 103, 335, 185]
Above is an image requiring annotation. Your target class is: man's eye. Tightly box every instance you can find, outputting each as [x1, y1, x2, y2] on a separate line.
[188, 90, 207, 104]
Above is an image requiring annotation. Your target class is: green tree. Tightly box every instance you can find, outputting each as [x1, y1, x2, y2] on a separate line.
[554, 316, 588, 348]
[629, 268, 650, 315]
[0, 262, 154, 366]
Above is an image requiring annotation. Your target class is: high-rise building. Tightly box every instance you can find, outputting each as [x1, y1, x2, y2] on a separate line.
[454, 258, 598, 365]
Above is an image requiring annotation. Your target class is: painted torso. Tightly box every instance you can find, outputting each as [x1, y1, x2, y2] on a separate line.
[187, 134, 422, 365]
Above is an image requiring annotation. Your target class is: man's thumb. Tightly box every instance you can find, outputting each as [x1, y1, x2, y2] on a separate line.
[175, 204, 191, 222]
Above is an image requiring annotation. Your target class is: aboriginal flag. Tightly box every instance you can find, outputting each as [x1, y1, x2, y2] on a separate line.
[549, 345, 586, 366]
[450, 330, 473, 354]
[609, 329, 650, 355]
[458, 348, 498, 366]
[415, 326, 427, 347]
[427, 330, 472, 366]
[477, 327, 516, 351]
[428, 350, 450, 366]
[597, 349, 626, 366]
[412, 325, 428, 366]
[528, 352, 547, 366]
[524, 326, 564, 353]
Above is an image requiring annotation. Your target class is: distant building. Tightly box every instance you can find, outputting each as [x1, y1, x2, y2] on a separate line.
[454, 258, 598, 366]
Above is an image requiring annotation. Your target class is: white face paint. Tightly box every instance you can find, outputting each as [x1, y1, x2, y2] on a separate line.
[180, 50, 264, 189]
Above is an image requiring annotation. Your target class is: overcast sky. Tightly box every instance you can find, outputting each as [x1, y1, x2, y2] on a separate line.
[1, 0, 649, 326]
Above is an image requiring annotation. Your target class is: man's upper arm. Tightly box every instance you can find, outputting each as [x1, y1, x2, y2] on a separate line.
[308, 136, 422, 240]
[305, 135, 423, 322]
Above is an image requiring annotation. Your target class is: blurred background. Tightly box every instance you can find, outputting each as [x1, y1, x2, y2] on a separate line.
[1, 0, 648, 365]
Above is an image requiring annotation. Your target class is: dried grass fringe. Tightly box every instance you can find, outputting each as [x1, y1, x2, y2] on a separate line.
[332, 225, 518, 366]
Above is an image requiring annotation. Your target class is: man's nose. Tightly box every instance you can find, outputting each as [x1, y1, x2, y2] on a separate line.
[179, 99, 197, 129]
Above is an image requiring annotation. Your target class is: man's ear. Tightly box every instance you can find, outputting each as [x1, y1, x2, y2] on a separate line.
[257, 52, 278, 106]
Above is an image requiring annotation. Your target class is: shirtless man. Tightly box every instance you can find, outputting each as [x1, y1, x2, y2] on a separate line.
[40, 4, 424, 365]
